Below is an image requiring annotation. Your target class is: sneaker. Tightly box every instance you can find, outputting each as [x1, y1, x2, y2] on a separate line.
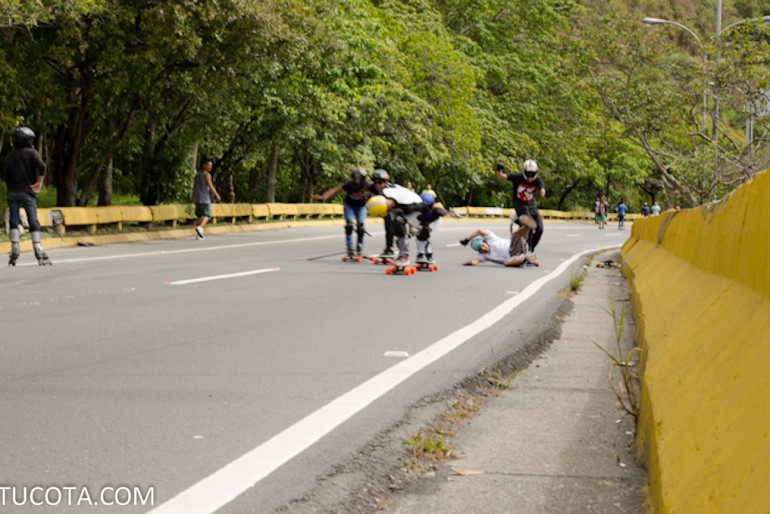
[195, 226, 204, 239]
[416, 253, 425, 262]
[394, 255, 410, 266]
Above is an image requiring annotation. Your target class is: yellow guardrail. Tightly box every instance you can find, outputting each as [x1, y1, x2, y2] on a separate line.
[7, 202, 643, 234]
[621, 169, 770, 514]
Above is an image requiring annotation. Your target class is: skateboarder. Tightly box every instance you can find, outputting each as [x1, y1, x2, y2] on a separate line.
[495, 160, 546, 251]
[460, 215, 538, 267]
[367, 175, 425, 266]
[415, 191, 447, 265]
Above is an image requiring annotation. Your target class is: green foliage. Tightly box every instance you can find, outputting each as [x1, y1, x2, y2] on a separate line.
[1, 0, 767, 209]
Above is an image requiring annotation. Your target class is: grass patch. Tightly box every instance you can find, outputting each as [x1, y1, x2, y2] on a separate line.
[401, 369, 511, 475]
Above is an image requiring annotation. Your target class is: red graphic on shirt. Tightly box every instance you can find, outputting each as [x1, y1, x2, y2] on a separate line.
[516, 183, 537, 204]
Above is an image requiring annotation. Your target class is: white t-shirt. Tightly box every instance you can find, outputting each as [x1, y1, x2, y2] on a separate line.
[478, 231, 510, 264]
[382, 184, 423, 206]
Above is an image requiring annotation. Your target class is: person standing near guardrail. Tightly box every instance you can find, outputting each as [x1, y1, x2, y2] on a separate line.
[4, 127, 51, 266]
[312, 167, 371, 259]
[495, 159, 546, 251]
[617, 199, 628, 230]
[191, 158, 221, 240]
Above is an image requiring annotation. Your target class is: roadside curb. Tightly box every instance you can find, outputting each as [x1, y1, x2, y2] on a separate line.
[383, 248, 647, 513]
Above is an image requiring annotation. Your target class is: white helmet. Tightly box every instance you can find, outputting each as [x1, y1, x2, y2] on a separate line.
[523, 159, 538, 173]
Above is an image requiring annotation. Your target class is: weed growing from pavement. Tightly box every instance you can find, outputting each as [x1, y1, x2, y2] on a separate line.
[593, 298, 641, 423]
[570, 272, 585, 293]
[401, 369, 510, 474]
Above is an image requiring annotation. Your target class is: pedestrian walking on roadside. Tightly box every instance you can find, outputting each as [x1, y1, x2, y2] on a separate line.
[598, 195, 608, 229]
[594, 195, 602, 225]
[651, 201, 661, 216]
[4, 127, 51, 266]
[642, 202, 650, 217]
[617, 200, 628, 230]
[191, 158, 221, 239]
[495, 160, 546, 251]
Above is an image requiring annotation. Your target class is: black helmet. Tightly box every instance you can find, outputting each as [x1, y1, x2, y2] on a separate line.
[13, 127, 35, 148]
[352, 167, 368, 182]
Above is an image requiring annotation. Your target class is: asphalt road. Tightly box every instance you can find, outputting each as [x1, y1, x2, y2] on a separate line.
[0, 220, 627, 513]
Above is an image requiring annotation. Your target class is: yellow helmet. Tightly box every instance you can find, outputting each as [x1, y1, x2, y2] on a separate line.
[366, 195, 389, 217]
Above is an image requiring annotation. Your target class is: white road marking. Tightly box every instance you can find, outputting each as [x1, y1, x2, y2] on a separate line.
[384, 351, 410, 358]
[148, 244, 617, 514]
[28, 235, 339, 265]
[164, 267, 280, 286]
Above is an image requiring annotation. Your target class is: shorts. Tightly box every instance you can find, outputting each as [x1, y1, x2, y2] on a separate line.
[195, 203, 213, 219]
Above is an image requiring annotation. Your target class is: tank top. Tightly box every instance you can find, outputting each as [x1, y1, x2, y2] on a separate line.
[192, 171, 211, 203]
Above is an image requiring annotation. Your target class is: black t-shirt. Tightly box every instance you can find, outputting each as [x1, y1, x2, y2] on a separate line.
[3, 147, 46, 193]
[342, 180, 369, 206]
[506, 173, 544, 208]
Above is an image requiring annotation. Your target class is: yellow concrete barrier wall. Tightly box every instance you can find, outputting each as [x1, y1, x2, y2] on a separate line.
[621, 169, 770, 514]
[17, 202, 615, 236]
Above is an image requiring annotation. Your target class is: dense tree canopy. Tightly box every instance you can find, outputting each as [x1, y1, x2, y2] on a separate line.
[1, 0, 768, 213]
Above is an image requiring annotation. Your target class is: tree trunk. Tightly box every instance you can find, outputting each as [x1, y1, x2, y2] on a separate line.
[98, 152, 114, 206]
[139, 123, 158, 205]
[226, 171, 235, 203]
[556, 179, 580, 211]
[266, 143, 278, 202]
[78, 165, 100, 206]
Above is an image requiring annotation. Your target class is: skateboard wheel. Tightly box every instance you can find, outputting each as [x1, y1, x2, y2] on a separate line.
[385, 267, 392, 275]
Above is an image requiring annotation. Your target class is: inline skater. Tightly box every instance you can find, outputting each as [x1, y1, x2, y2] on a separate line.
[313, 167, 371, 259]
[4, 127, 51, 266]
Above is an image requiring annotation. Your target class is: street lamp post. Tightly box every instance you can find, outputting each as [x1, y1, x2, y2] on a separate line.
[643, 11, 770, 144]
[642, 17, 711, 137]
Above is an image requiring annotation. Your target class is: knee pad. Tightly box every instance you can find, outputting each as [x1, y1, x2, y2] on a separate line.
[344, 221, 354, 236]
[356, 222, 365, 237]
[392, 219, 407, 238]
[417, 225, 430, 241]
